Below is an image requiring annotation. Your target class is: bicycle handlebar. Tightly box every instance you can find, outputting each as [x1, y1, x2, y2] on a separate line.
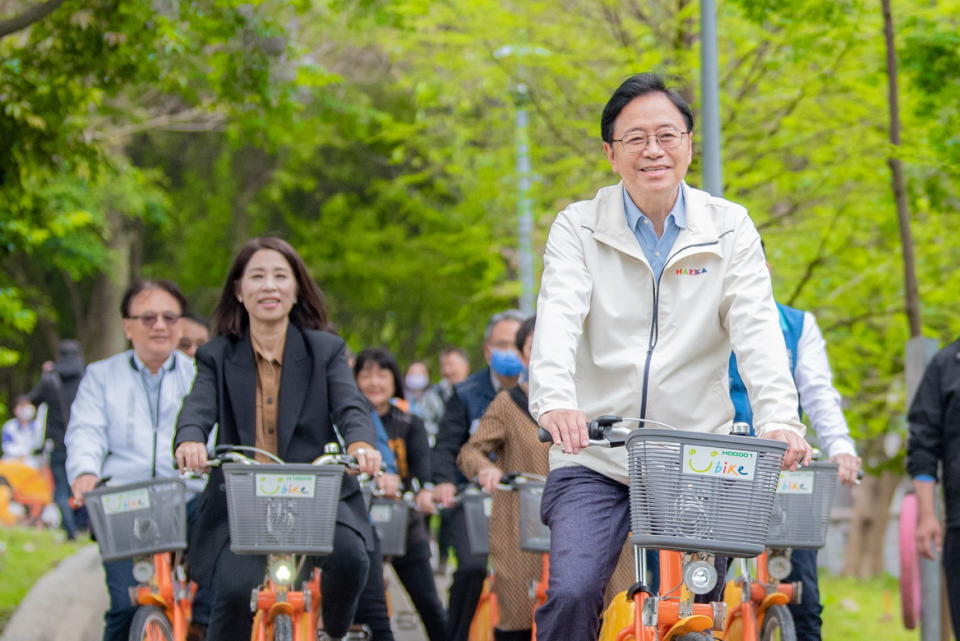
[537, 415, 674, 448]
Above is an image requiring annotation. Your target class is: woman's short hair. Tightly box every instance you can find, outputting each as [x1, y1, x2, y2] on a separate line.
[212, 237, 328, 337]
[353, 347, 405, 401]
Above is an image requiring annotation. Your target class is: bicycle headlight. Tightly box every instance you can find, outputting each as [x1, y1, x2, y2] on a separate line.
[683, 560, 718, 595]
[270, 558, 296, 586]
[767, 553, 793, 581]
[132, 559, 154, 583]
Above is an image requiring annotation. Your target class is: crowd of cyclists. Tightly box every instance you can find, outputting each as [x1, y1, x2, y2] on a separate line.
[5, 72, 879, 641]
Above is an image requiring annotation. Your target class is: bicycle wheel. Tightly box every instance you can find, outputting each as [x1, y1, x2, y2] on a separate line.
[272, 613, 293, 641]
[128, 605, 173, 641]
[760, 605, 796, 641]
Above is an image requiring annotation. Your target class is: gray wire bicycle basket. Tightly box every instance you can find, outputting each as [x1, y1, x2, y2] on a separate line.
[765, 461, 839, 549]
[223, 463, 344, 555]
[627, 428, 786, 557]
[517, 481, 550, 553]
[461, 488, 491, 555]
[85, 478, 187, 562]
[369, 496, 410, 557]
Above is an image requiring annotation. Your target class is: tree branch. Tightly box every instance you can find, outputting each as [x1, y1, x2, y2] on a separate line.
[0, 0, 66, 39]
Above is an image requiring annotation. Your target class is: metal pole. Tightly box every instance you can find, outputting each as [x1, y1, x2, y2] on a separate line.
[700, 0, 723, 197]
[908, 337, 945, 641]
[515, 84, 535, 314]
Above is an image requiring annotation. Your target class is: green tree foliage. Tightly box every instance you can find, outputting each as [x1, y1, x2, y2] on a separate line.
[1, 0, 958, 482]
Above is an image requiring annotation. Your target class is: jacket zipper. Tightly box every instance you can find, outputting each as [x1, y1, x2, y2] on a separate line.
[638, 240, 721, 421]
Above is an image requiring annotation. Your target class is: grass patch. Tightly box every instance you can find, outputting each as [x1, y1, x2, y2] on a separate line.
[821, 573, 915, 640]
[0, 527, 85, 631]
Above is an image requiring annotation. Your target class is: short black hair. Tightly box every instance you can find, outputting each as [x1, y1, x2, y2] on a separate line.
[120, 279, 188, 317]
[600, 73, 694, 143]
[354, 347, 406, 401]
[515, 315, 536, 353]
[182, 312, 209, 327]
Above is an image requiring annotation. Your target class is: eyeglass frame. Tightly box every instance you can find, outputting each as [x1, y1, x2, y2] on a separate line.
[125, 312, 182, 327]
[610, 128, 690, 152]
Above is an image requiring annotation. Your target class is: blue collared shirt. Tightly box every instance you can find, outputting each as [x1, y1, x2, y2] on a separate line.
[131, 352, 176, 430]
[623, 185, 686, 280]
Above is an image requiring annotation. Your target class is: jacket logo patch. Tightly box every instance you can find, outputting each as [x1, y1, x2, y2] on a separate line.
[675, 267, 708, 276]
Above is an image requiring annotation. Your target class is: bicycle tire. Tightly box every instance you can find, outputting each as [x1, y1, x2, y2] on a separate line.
[759, 605, 796, 641]
[128, 605, 173, 641]
[272, 613, 293, 641]
[899, 492, 921, 629]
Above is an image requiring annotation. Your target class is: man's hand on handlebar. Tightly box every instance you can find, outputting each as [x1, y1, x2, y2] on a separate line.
[175, 442, 209, 471]
[831, 452, 862, 487]
[538, 408, 589, 454]
[763, 428, 812, 470]
[70, 473, 99, 506]
[347, 441, 382, 476]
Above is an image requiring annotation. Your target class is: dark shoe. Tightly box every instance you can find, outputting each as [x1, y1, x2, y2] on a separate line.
[186, 622, 207, 641]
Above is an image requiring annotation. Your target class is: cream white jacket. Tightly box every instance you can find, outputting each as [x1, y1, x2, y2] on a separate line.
[529, 182, 805, 484]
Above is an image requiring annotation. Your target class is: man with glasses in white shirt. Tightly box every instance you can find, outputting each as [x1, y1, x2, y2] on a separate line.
[67, 279, 206, 641]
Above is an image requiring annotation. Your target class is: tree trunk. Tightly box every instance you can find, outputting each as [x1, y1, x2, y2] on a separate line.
[81, 209, 138, 360]
[881, 0, 921, 337]
[843, 465, 902, 577]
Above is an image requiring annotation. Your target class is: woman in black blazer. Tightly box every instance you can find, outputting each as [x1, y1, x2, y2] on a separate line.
[174, 237, 383, 641]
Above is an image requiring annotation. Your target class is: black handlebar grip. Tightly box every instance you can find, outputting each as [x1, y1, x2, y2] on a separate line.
[538, 427, 554, 443]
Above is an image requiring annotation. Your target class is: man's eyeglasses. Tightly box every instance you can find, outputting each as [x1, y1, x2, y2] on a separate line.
[612, 128, 688, 153]
[178, 337, 207, 350]
[126, 312, 182, 327]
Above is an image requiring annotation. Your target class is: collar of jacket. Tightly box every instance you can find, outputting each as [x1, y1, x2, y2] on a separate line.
[590, 181, 724, 267]
[225, 323, 311, 454]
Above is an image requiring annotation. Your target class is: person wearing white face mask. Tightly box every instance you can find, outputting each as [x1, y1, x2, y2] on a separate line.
[431, 308, 529, 641]
[1, 395, 46, 468]
[403, 361, 431, 417]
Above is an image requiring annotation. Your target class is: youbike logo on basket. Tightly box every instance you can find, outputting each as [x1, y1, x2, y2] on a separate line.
[101, 488, 151, 515]
[776, 470, 815, 494]
[681, 445, 758, 481]
[255, 474, 316, 498]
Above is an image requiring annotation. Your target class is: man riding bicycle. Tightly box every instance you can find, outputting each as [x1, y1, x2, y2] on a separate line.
[529, 73, 812, 641]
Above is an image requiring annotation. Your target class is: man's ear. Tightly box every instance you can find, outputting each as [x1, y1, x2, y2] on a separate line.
[602, 142, 617, 171]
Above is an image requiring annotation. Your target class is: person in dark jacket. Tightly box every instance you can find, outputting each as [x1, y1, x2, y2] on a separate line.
[906, 337, 960, 634]
[29, 339, 85, 539]
[431, 309, 527, 641]
[174, 237, 384, 641]
[355, 347, 446, 641]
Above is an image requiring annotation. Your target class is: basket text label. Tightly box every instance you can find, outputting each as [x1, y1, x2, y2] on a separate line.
[101, 488, 151, 515]
[776, 471, 815, 494]
[682, 445, 757, 481]
[255, 474, 316, 498]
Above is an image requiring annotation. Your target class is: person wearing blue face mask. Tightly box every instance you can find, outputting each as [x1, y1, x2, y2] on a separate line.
[431, 308, 529, 641]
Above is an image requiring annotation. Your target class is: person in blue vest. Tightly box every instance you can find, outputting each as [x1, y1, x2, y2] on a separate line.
[729, 300, 861, 641]
[431, 309, 528, 641]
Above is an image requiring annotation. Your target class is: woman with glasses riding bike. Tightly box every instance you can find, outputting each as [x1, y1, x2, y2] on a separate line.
[174, 237, 384, 641]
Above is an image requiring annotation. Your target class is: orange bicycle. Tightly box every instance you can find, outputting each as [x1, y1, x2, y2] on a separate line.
[721, 459, 840, 641]
[213, 443, 370, 641]
[84, 477, 196, 641]
[540, 416, 788, 641]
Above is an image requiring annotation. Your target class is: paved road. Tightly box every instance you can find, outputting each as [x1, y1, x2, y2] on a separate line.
[1, 544, 445, 641]
[1, 544, 106, 641]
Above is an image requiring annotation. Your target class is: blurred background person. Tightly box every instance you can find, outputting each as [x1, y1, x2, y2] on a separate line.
[178, 312, 211, 358]
[432, 309, 527, 641]
[29, 339, 86, 540]
[355, 347, 446, 641]
[402, 360, 431, 417]
[1, 395, 46, 468]
[456, 315, 539, 641]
